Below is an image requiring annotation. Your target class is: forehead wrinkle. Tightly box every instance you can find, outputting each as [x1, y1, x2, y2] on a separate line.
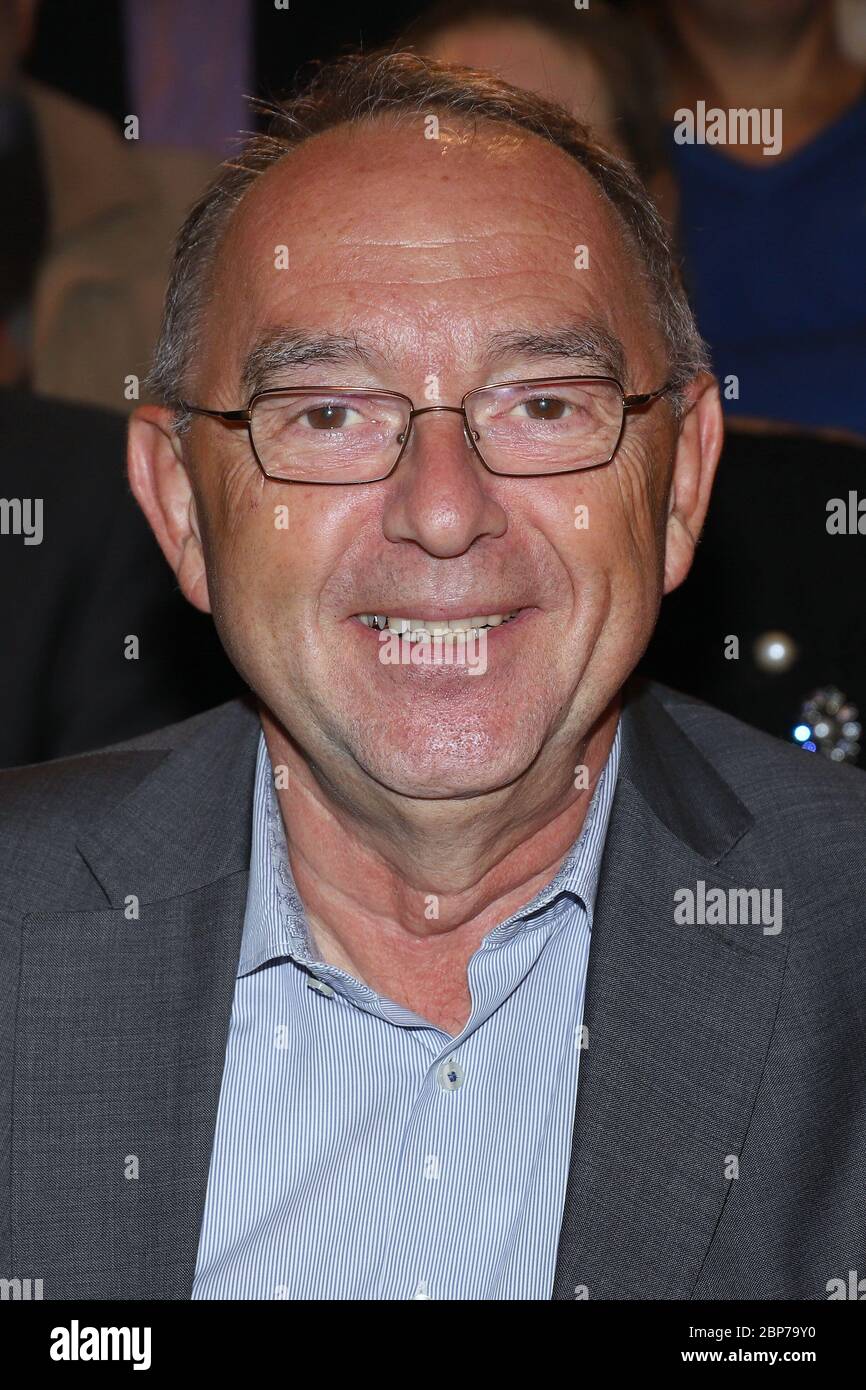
[255, 227, 621, 304]
[323, 219, 593, 251]
[269, 262, 605, 295]
[290, 213, 606, 261]
[282, 226, 585, 263]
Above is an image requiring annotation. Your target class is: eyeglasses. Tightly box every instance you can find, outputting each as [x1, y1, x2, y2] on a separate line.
[178, 376, 674, 484]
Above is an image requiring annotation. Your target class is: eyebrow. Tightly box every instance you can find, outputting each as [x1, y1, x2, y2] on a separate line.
[239, 320, 628, 397]
[240, 328, 379, 397]
[484, 323, 627, 382]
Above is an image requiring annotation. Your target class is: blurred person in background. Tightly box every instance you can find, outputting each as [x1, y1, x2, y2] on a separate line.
[0, 0, 239, 764]
[615, 0, 866, 756]
[122, 0, 253, 159]
[838, 0, 866, 59]
[636, 0, 866, 436]
[403, 0, 673, 208]
[0, 0, 214, 411]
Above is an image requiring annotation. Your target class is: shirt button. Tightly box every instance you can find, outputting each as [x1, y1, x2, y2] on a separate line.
[436, 1056, 464, 1091]
[307, 976, 335, 998]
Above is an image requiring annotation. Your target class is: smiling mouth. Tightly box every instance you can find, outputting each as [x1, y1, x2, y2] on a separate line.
[354, 610, 524, 641]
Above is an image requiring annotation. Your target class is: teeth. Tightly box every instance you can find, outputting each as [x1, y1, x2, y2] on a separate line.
[358, 610, 521, 635]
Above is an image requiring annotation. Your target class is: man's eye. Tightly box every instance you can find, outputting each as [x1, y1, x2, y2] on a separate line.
[303, 403, 356, 430]
[517, 396, 570, 421]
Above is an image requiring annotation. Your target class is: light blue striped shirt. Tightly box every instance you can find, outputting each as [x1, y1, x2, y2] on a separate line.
[192, 723, 620, 1300]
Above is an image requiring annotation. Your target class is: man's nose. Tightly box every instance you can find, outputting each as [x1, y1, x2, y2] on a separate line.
[381, 409, 508, 557]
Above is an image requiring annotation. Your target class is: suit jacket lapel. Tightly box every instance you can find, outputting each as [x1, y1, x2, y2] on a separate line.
[552, 685, 791, 1299]
[13, 699, 260, 1300]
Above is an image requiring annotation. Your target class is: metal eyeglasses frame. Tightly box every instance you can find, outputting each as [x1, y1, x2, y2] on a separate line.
[178, 376, 675, 483]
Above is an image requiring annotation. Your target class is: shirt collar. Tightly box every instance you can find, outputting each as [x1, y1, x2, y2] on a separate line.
[239, 720, 621, 978]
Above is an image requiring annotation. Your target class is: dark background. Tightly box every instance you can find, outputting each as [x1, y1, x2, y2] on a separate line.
[24, 0, 450, 127]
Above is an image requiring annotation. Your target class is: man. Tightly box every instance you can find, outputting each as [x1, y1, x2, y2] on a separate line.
[1, 54, 864, 1302]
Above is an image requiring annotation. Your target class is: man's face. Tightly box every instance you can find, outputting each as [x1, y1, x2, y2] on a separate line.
[150, 120, 694, 799]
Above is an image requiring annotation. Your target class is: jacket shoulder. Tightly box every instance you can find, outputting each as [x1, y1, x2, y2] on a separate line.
[0, 699, 256, 913]
[651, 682, 866, 813]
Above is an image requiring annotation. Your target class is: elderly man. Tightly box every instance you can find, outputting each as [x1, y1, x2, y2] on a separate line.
[1, 54, 864, 1303]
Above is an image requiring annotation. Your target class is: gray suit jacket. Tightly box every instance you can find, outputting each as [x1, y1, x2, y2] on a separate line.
[2, 682, 864, 1300]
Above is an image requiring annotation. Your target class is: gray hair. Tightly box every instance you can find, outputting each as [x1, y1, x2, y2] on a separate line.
[146, 50, 708, 430]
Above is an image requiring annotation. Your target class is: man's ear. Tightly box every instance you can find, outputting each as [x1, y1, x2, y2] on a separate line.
[127, 405, 212, 614]
[663, 373, 724, 595]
